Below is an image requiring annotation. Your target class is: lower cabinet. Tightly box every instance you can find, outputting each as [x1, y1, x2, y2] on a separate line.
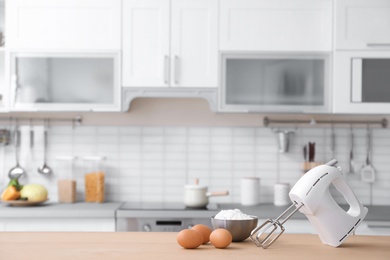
[260, 219, 390, 236]
[355, 221, 390, 236]
[0, 218, 115, 232]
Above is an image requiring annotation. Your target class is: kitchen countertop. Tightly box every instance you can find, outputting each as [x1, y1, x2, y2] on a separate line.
[0, 232, 389, 260]
[0, 202, 123, 218]
[219, 203, 390, 222]
[0, 202, 389, 222]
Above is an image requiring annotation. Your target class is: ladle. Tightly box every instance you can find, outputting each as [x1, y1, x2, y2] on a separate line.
[8, 124, 26, 180]
[38, 120, 52, 175]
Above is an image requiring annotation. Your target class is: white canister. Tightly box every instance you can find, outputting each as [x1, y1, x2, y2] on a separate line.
[241, 177, 260, 206]
[274, 183, 290, 206]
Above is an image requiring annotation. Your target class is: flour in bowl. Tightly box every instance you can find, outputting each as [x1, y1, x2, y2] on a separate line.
[214, 209, 254, 220]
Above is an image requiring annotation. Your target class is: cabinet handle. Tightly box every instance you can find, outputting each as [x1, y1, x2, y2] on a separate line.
[12, 74, 20, 104]
[367, 43, 390, 47]
[164, 55, 169, 85]
[367, 224, 390, 229]
[174, 56, 180, 85]
[351, 59, 362, 103]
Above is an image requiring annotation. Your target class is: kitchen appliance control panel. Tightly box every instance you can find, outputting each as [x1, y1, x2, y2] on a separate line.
[117, 218, 213, 232]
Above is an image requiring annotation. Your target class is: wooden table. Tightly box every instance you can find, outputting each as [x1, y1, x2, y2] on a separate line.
[0, 232, 389, 260]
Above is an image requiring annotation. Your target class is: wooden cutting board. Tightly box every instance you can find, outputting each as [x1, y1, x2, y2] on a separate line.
[0, 232, 389, 260]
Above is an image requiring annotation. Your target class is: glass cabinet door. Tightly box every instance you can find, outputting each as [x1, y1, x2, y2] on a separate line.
[9, 52, 120, 111]
[220, 53, 330, 113]
[352, 58, 390, 103]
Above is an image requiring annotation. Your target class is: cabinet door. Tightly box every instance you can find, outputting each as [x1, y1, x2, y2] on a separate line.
[6, 0, 121, 50]
[220, 0, 332, 51]
[220, 53, 330, 113]
[9, 52, 121, 112]
[0, 50, 6, 112]
[333, 51, 390, 114]
[3, 218, 115, 232]
[122, 0, 170, 87]
[170, 0, 218, 87]
[336, 0, 390, 50]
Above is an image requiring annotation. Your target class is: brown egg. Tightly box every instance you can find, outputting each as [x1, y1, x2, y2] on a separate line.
[176, 229, 203, 249]
[191, 224, 212, 244]
[210, 228, 232, 249]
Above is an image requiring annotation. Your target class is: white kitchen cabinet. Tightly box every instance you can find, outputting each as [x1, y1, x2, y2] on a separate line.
[0, 0, 6, 112]
[355, 221, 390, 236]
[8, 52, 121, 112]
[220, 53, 331, 113]
[333, 51, 390, 114]
[1, 218, 115, 232]
[336, 0, 390, 50]
[122, 0, 169, 87]
[220, 0, 333, 51]
[5, 0, 121, 50]
[122, 0, 218, 88]
[0, 49, 6, 111]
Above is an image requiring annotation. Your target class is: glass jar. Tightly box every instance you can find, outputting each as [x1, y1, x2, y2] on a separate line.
[83, 156, 106, 203]
[56, 156, 77, 203]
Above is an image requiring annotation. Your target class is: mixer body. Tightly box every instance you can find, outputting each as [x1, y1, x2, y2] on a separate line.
[289, 163, 368, 247]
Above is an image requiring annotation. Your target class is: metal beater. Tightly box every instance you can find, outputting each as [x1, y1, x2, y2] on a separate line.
[250, 202, 303, 248]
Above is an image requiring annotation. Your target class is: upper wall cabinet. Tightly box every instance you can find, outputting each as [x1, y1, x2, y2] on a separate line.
[333, 51, 390, 114]
[8, 52, 121, 112]
[0, 1, 7, 112]
[336, 0, 390, 50]
[220, 0, 333, 51]
[122, 0, 218, 88]
[5, 0, 121, 50]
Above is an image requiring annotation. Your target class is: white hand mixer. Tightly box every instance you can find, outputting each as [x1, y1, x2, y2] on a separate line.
[250, 159, 368, 249]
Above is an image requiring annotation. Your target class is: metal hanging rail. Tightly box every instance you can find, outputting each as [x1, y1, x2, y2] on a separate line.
[263, 116, 388, 128]
[0, 115, 82, 126]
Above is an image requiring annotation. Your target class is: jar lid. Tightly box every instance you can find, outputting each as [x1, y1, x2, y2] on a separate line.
[185, 184, 207, 189]
[56, 156, 77, 161]
[82, 156, 106, 161]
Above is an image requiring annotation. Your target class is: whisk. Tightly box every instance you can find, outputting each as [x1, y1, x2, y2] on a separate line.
[250, 202, 303, 249]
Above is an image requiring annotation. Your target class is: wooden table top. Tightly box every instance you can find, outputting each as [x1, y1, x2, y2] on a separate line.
[0, 232, 389, 260]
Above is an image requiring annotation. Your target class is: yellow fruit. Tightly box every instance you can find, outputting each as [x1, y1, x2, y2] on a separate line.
[1, 185, 21, 201]
[20, 184, 48, 201]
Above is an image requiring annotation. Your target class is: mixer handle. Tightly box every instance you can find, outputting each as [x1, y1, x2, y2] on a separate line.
[326, 159, 361, 215]
[332, 177, 362, 216]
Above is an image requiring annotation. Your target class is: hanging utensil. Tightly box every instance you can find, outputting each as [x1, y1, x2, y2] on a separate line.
[330, 125, 335, 159]
[308, 142, 315, 162]
[275, 130, 294, 153]
[29, 119, 34, 149]
[8, 122, 26, 180]
[37, 119, 52, 175]
[303, 145, 307, 162]
[361, 126, 375, 183]
[349, 126, 355, 174]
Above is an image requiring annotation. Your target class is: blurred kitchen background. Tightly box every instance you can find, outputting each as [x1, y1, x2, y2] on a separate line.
[1, 0, 390, 235]
[1, 98, 389, 206]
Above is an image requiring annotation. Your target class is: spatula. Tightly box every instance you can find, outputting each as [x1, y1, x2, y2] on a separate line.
[361, 127, 375, 183]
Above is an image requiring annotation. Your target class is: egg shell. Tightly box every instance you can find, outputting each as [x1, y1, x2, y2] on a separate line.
[191, 224, 212, 244]
[210, 228, 232, 249]
[176, 229, 203, 249]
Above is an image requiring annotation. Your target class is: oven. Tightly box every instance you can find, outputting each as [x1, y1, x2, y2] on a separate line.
[116, 202, 219, 232]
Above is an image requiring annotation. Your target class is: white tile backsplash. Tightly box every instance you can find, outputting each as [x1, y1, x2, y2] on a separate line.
[2, 125, 390, 206]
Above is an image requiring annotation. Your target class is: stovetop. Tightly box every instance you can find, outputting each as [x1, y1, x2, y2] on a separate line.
[119, 202, 219, 211]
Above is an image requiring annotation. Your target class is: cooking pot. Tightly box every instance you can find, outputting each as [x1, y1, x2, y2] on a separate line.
[183, 183, 229, 208]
